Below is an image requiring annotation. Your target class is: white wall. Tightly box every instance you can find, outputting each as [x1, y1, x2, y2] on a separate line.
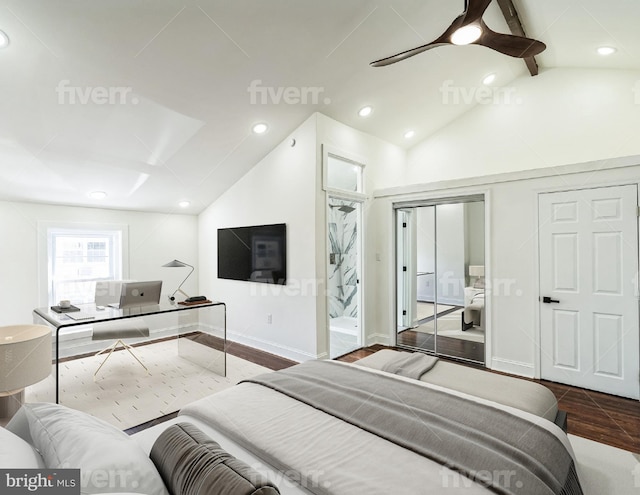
[198, 115, 319, 362]
[369, 67, 640, 377]
[406, 68, 640, 184]
[0, 200, 198, 326]
[374, 159, 640, 377]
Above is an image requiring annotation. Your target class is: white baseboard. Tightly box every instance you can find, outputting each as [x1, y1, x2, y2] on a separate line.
[491, 357, 535, 378]
[366, 332, 391, 346]
[227, 330, 316, 363]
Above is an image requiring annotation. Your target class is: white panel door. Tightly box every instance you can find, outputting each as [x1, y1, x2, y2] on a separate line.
[539, 185, 640, 399]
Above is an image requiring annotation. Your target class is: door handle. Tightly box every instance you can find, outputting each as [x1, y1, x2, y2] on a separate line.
[542, 296, 560, 304]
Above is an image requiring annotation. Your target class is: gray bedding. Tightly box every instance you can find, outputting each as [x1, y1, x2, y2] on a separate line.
[380, 351, 439, 378]
[355, 349, 559, 422]
[180, 361, 578, 494]
[245, 360, 582, 495]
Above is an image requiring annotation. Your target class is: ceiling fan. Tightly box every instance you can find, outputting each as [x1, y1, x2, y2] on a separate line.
[370, 0, 545, 67]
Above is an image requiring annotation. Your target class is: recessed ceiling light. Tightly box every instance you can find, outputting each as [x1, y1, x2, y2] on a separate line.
[451, 25, 482, 46]
[404, 130, 416, 139]
[597, 46, 616, 56]
[482, 73, 496, 85]
[0, 30, 9, 49]
[178, 201, 190, 208]
[89, 191, 107, 200]
[252, 123, 268, 134]
[358, 106, 373, 117]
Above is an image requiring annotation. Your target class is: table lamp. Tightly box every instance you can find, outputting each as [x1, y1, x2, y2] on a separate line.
[0, 325, 52, 424]
[162, 259, 194, 301]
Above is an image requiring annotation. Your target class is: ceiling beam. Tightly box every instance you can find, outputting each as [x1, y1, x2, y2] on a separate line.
[496, 0, 539, 76]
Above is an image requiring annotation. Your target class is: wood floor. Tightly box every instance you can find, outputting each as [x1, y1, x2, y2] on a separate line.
[396, 330, 485, 363]
[127, 339, 639, 454]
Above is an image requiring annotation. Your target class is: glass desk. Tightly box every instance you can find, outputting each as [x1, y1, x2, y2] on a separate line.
[33, 301, 226, 404]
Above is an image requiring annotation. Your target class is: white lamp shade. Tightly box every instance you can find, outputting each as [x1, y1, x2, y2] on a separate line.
[0, 325, 52, 393]
[468, 265, 485, 277]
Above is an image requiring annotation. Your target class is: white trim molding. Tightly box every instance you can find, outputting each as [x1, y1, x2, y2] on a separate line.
[491, 357, 535, 378]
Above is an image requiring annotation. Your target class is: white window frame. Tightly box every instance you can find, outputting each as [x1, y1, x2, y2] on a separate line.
[37, 221, 129, 307]
[322, 144, 367, 201]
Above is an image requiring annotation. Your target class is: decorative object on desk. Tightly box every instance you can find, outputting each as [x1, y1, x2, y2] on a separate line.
[178, 298, 212, 306]
[50, 304, 80, 313]
[162, 259, 195, 301]
[0, 325, 52, 424]
[59, 299, 71, 309]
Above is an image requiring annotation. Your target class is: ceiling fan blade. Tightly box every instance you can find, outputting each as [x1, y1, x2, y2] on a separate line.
[462, 0, 494, 23]
[370, 42, 448, 67]
[475, 25, 546, 58]
[370, 14, 466, 67]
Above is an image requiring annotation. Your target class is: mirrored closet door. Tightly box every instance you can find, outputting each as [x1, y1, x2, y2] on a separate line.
[396, 197, 485, 364]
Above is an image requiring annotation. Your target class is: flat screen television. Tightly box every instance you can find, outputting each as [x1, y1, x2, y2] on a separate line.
[217, 223, 287, 284]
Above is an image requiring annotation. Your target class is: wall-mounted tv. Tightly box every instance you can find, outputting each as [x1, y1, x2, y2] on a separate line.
[217, 223, 287, 285]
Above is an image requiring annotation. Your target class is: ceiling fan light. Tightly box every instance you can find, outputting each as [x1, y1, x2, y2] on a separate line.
[451, 25, 482, 46]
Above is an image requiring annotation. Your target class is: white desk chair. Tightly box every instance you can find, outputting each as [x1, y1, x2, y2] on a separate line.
[92, 320, 150, 379]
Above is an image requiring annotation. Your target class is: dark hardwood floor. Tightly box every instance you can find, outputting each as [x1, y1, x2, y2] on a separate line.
[396, 330, 485, 363]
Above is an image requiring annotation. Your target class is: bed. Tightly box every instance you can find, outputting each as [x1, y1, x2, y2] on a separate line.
[174, 352, 579, 494]
[2, 350, 581, 495]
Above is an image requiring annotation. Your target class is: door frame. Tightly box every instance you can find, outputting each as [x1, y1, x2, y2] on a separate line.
[392, 192, 491, 365]
[533, 181, 640, 381]
[325, 193, 365, 359]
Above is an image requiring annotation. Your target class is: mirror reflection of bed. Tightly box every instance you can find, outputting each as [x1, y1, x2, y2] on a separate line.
[396, 199, 485, 364]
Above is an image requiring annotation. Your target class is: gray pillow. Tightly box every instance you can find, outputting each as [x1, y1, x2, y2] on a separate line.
[150, 423, 280, 495]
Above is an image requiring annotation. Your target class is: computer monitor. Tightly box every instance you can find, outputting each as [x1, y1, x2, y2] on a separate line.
[117, 281, 163, 309]
[94, 281, 124, 307]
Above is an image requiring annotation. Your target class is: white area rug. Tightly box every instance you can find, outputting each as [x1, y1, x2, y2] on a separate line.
[569, 434, 640, 494]
[26, 339, 271, 430]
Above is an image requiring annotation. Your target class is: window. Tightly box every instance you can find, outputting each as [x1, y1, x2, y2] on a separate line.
[322, 145, 366, 198]
[40, 224, 127, 306]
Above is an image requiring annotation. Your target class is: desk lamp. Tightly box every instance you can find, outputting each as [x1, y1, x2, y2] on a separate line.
[162, 259, 194, 301]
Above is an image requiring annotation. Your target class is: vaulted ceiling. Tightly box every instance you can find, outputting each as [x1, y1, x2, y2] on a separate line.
[1, 0, 638, 213]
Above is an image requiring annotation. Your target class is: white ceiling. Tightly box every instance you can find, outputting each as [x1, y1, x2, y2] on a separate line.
[1, 0, 638, 213]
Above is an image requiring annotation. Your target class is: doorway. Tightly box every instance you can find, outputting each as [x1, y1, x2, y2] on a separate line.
[327, 197, 363, 358]
[538, 184, 640, 399]
[396, 197, 486, 364]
